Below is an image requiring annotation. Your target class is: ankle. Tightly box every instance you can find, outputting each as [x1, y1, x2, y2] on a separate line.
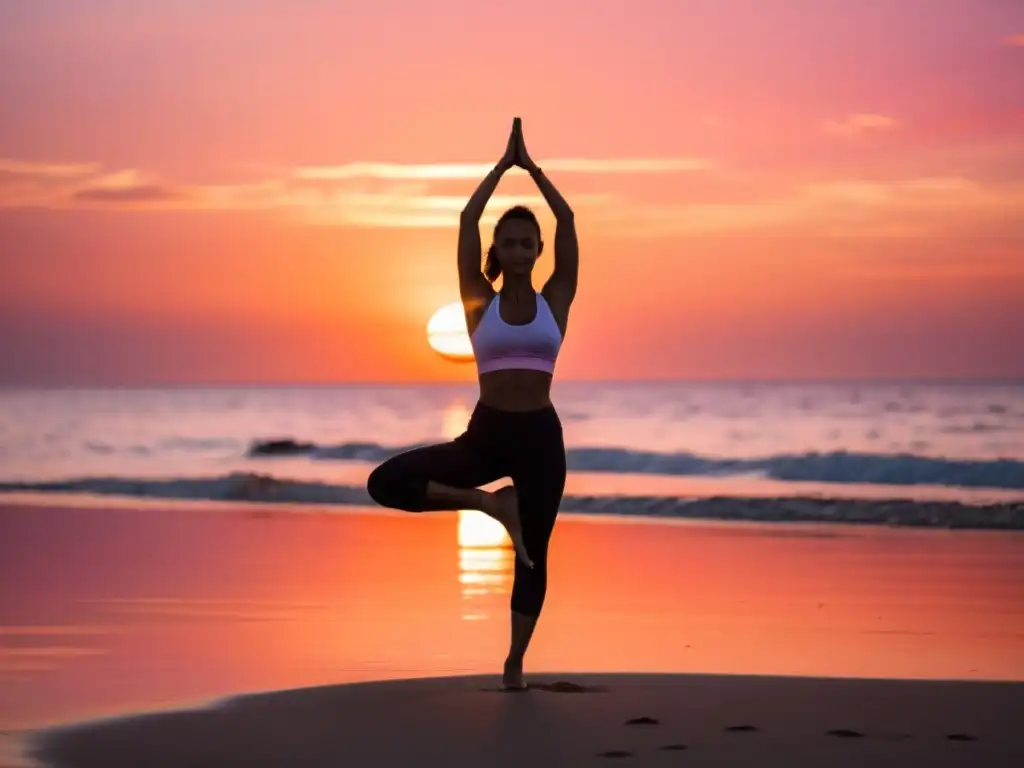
[504, 656, 523, 669]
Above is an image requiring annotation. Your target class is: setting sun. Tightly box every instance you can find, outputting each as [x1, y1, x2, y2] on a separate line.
[426, 302, 474, 363]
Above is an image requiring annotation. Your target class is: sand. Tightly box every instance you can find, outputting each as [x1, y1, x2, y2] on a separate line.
[25, 672, 1024, 767]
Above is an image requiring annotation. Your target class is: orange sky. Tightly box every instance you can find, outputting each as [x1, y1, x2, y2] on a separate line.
[1, 0, 1022, 385]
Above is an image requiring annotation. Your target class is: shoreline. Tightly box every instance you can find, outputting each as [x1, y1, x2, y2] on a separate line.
[2, 485, 1023, 532]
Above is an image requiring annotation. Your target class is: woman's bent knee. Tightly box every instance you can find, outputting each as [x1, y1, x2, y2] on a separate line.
[366, 461, 404, 508]
[365, 463, 390, 506]
[366, 459, 423, 511]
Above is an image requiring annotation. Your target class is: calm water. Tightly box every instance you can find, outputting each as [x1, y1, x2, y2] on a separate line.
[1, 382, 1022, 511]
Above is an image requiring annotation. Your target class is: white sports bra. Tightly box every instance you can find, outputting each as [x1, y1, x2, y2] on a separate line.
[470, 293, 563, 375]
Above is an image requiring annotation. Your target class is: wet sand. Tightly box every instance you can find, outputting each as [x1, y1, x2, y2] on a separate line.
[2, 500, 1023, 766]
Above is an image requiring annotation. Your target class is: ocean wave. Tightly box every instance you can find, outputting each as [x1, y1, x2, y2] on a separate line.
[247, 439, 1024, 491]
[1, 473, 1021, 530]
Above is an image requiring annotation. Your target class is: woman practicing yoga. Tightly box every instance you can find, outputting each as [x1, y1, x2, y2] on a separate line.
[366, 117, 578, 690]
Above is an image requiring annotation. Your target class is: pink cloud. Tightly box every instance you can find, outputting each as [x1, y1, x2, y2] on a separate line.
[73, 184, 182, 204]
[822, 114, 901, 137]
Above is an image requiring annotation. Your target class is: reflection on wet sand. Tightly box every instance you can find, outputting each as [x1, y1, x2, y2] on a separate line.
[457, 511, 513, 621]
[2, 497, 1022, 759]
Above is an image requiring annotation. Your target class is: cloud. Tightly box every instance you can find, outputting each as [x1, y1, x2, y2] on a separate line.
[292, 157, 713, 182]
[74, 184, 182, 203]
[0, 160, 179, 208]
[287, 189, 613, 228]
[0, 158, 99, 178]
[1, 154, 1021, 240]
[0, 154, 703, 226]
[0, 156, 102, 208]
[822, 113, 901, 137]
[71, 168, 186, 205]
[593, 176, 1024, 239]
[182, 176, 611, 227]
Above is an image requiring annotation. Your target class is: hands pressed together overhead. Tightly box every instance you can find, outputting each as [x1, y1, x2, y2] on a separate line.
[498, 117, 539, 174]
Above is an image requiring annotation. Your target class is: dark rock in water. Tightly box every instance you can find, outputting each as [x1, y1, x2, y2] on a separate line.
[248, 438, 316, 457]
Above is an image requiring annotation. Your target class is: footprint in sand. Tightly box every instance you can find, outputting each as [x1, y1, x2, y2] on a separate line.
[659, 743, 688, 751]
[827, 728, 865, 738]
[596, 749, 634, 758]
[534, 681, 608, 694]
[946, 733, 977, 742]
[482, 680, 609, 694]
[724, 724, 759, 733]
[624, 716, 659, 726]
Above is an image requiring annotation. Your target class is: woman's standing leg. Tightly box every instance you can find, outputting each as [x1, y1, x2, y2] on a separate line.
[502, 419, 567, 688]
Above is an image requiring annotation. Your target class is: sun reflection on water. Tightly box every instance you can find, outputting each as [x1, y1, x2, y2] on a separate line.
[457, 538, 514, 621]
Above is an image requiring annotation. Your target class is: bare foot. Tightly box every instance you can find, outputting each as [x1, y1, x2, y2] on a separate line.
[501, 657, 527, 690]
[481, 486, 533, 568]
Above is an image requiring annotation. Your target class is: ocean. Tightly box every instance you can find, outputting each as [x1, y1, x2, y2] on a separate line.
[1, 381, 1022, 527]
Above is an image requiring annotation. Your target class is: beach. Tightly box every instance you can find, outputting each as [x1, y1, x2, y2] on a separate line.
[3, 499, 1023, 766]
[5, 0, 1024, 760]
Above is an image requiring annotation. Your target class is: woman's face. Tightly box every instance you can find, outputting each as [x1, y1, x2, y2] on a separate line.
[494, 218, 541, 277]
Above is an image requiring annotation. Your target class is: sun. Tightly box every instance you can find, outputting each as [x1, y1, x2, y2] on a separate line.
[427, 301, 475, 363]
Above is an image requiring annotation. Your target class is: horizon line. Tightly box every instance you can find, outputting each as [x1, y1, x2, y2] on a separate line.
[1, 376, 1021, 391]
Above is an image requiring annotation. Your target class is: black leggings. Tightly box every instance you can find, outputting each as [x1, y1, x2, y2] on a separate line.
[366, 402, 566, 618]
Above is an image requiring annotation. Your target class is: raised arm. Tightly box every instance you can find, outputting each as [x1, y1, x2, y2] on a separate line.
[516, 125, 578, 322]
[458, 119, 519, 322]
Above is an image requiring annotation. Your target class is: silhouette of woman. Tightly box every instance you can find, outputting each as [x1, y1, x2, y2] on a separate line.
[367, 118, 578, 690]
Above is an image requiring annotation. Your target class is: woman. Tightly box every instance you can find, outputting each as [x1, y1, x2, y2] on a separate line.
[366, 118, 578, 690]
